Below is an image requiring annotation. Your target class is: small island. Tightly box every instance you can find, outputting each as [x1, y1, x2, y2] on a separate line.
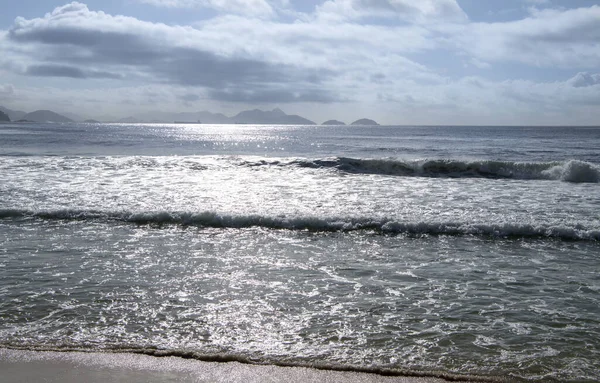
[350, 118, 379, 126]
[321, 120, 346, 125]
[83, 119, 101, 123]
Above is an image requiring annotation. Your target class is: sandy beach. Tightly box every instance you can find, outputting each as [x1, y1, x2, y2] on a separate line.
[0, 348, 489, 383]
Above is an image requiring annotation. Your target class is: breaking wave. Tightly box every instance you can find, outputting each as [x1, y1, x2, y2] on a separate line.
[243, 157, 600, 183]
[5, 156, 600, 182]
[1, 208, 598, 240]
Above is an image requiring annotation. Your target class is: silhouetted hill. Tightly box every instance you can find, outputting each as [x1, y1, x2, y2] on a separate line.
[322, 120, 346, 125]
[232, 108, 315, 125]
[350, 118, 379, 126]
[0, 110, 9, 122]
[22, 110, 73, 123]
[0, 106, 26, 121]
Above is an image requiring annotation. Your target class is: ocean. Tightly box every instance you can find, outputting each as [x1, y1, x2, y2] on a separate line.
[1, 122, 599, 381]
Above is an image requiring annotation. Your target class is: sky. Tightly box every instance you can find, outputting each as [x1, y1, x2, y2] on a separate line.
[0, 0, 599, 125]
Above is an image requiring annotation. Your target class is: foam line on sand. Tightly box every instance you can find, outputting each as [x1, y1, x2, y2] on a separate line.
[0, 348, 488, 383]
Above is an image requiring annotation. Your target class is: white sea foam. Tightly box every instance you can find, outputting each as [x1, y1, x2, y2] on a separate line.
[2, 208, 598, 240]
[278, 158, 600, 183]
[542, 160, 600, 183]
[0, 348, 480, 383]
[4, 155, 600, 182]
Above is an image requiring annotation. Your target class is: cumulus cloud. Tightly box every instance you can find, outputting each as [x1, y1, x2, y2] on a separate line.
[317, 0, 468, 23]
[567, 72, 600, 88]
[316, 0, 468, 23]
[6, 2, 335, 103]
[137, 0, 274, 17]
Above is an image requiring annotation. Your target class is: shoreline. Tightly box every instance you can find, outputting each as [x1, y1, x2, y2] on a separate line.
[0, 348, 500, 383]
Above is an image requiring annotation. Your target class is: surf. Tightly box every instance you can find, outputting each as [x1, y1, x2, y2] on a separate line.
[274, 157, 600, 183]
[2, 208, 598, 240]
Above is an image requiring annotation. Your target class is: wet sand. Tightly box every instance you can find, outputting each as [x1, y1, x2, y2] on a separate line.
[0, 348, 484, 383]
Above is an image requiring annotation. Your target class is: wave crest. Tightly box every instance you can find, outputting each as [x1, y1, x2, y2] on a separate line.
[2, 208, 598, 240]
[279, 158, 600, 183]
[542, 160, 600, 183]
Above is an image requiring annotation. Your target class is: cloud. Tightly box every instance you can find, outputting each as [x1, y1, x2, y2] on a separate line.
[179, 93, 201, 102]
[566, 72, 600, 88]
[454, 5, 600, 68]
[6, 2, 333, 103]
[209, 88, 339, 103]
[4, 70, 600, 125]
[1, 83, 194, 117]
[2, 2, 600, 124]
[3, 2, 444, 107]
[316, 0, 468, 23]
[25, 64, 122, 79]
[524, 0, 550, 4]
[137, 0, 274, 17]
[497, 75, 600, 113]
[0, 84, 15, 99]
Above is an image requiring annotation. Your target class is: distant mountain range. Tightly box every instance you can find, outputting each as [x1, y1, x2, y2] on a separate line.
[0, 105, 379, 125]
[120, 108, 317, 125]
[0, 106, 74, 122]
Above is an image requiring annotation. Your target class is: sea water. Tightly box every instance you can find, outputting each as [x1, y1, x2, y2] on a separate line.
[0, 123, 599, 381]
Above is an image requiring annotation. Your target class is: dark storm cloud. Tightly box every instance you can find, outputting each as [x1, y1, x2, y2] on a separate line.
[7, 5, 337, 103]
